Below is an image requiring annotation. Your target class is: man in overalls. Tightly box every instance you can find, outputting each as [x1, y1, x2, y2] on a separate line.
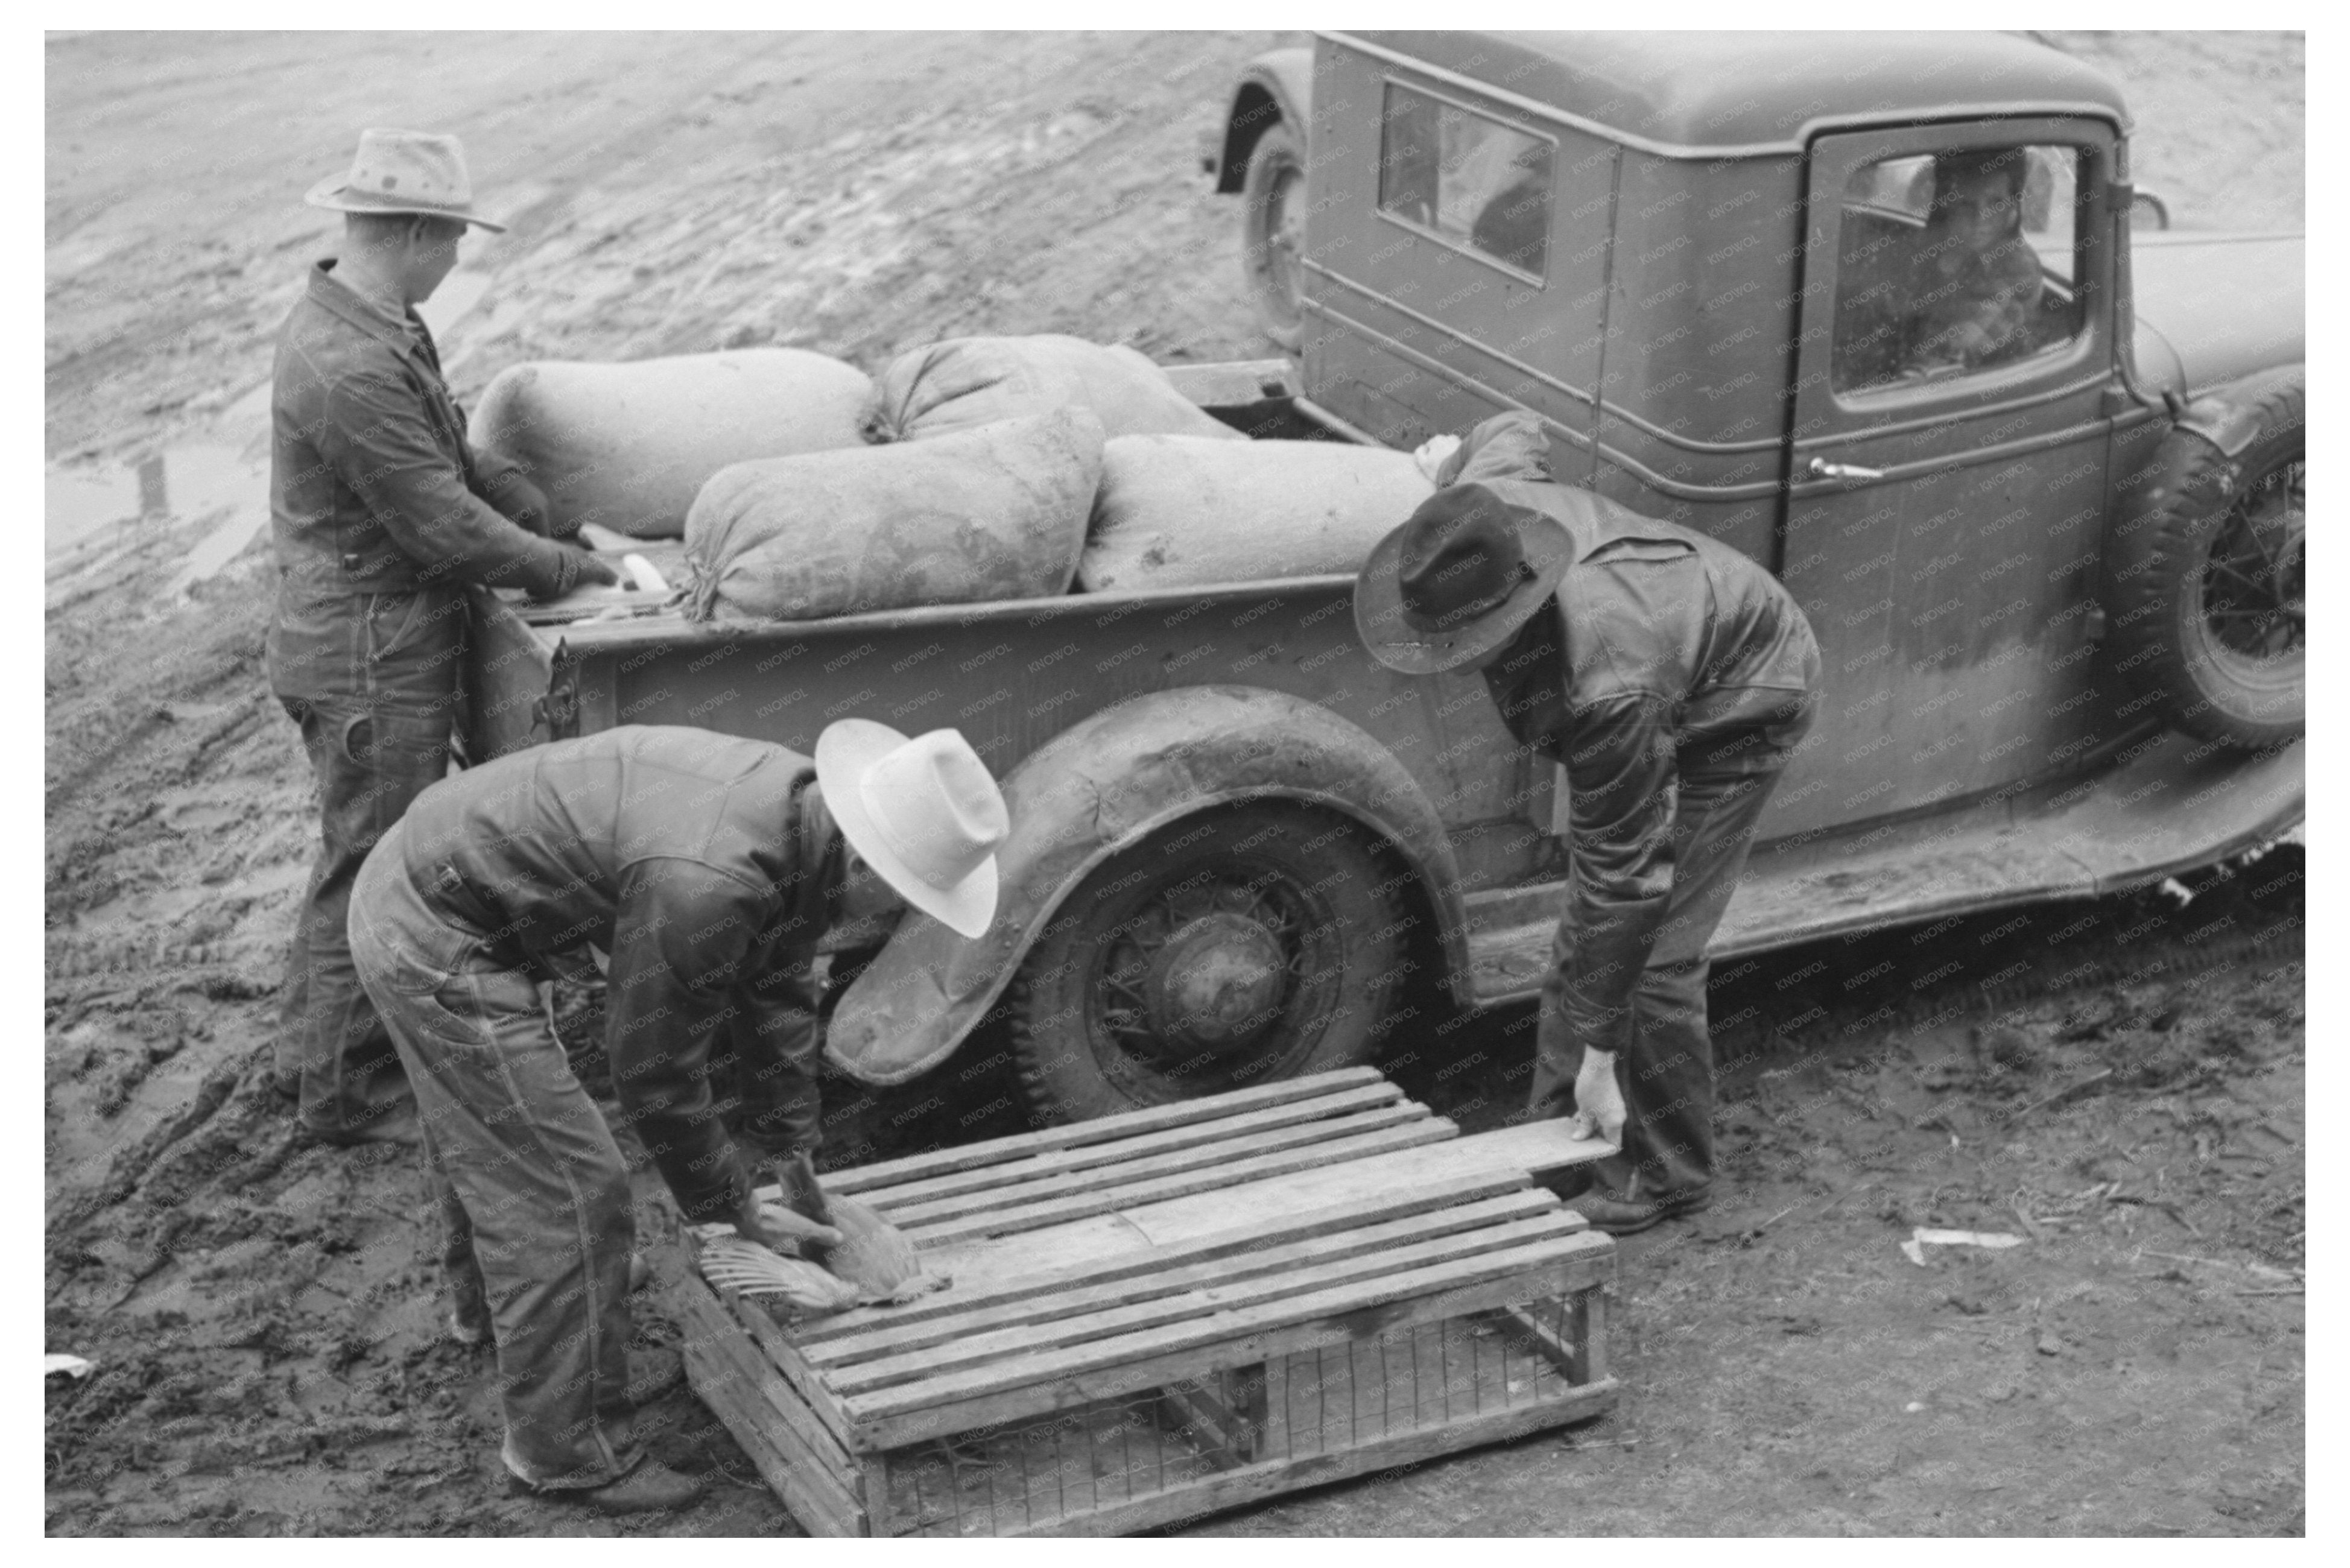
[270, 129, 616, 1144]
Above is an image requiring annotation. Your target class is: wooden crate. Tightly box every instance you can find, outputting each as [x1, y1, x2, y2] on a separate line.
[670, 1068, 1617, 1536]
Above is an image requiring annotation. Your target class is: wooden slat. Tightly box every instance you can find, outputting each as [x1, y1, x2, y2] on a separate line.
[877, 1102, 1429, 1227]
[1156, 1383, 1247, 1472]
[720, 1288, 869, 1454]
[712, 1288, 862, 1467]
[674, 1280, 867, 1532]
[899, 1118, 1460, 1245]
[846, 1232, 1614, 1444]
[828, 1210, 1589, 1396]
[1578, 1289, 1608, 1384]
[681, 1335, 866, 1536]
[1012, 1380, 1620, 1537]
[806, 1190, 1566, 1371]
[795, 1067, 1388, 1198]
[852, 1081, 1405, 1210]
[1495, 1301, 1583, 1383]
[791, 1171, 1534, 1347]
[855, 1245, 1613, 1450]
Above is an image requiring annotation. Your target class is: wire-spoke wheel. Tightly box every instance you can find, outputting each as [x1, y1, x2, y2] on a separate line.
[2105, 377, 2305, 748]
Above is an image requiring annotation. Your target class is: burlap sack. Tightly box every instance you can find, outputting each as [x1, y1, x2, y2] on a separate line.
[1077, 435, 1434, 592]
[683, 409, 1104, 622]
[467, 349, 872, 540]
[860, 335, 1244, 444]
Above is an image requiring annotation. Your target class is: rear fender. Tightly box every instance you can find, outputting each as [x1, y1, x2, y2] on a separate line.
[823, 684, 1469, 1087]
[1209, 45, 1313, 192]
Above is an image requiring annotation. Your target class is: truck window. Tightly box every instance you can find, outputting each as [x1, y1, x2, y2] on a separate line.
[1831, 144, 2088, 392]
[1377, 82, 1553, 279]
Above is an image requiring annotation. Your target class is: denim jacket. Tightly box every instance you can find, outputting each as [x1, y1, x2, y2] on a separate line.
[266, 260, 579, 710]
[394, 726, 846, 1222]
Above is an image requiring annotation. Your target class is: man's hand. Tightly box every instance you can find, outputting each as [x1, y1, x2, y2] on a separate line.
[1411, 432, 1462, 485]
[1564, 1046, 1627, 1146]
[566, 546, 623, 592]
[735, 1197, 843, 1255]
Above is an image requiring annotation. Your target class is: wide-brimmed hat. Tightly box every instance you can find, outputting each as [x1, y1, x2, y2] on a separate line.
[305, 129, 507, 233]
[1354, 483, 1576, 674]
[815, 721, 1009, 940]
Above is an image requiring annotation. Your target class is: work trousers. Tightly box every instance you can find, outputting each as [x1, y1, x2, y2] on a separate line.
[274, 696, 452, 1139]
[350, 826, 640, 1491]
[1528, 759, 1790, 1200]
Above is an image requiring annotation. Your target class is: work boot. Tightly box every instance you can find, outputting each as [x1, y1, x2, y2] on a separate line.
[1569, 1182, 1710, 1237]
[580, 1459, 705, 1516]
[514, 1458, 706, 1516]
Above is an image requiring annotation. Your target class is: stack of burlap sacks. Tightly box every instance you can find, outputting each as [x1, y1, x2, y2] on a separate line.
[467, 334, 1531, 622]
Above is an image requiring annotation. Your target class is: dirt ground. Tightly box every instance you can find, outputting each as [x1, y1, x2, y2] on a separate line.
[44, 30, 2303, 1537]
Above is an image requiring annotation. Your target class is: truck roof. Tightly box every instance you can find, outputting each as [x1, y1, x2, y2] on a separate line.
[1331, 31, 2131, 156]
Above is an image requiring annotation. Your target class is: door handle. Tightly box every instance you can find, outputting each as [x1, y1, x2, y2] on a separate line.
[1807, 457, 1886, 484]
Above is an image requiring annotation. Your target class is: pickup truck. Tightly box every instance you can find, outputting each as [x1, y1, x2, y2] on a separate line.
[470, 30, 2302, 1131]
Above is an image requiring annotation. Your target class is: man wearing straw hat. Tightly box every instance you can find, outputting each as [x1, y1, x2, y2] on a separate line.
[271, 129, 618, 1147]
[1355, 415, 1820, 1236]
[350, 720, 1010, 1513]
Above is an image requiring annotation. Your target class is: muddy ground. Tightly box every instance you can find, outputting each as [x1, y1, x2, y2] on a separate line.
[45, 30, 2302, 1537]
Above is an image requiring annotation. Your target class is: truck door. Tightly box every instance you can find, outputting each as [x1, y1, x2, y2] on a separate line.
[1770, 119, 2123, 838]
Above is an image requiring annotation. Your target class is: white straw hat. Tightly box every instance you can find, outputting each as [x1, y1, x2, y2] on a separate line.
[306, 128, 507, 232]
[815, 721, 1009, 940]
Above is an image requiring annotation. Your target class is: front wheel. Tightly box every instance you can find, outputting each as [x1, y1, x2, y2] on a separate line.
[2104, 379, 2305, 748]
[1005, 803, 1409, 1124]
[1241, 122, 1307, 352]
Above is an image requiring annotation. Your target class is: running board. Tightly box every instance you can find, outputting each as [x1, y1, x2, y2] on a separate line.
[1463, 732, 2302, 1007]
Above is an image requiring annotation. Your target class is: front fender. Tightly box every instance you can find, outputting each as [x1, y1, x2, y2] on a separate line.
[1210, 45, 1314, 192]
[2172, 362, 2304, 461]
[823, 685, 1468, 1087]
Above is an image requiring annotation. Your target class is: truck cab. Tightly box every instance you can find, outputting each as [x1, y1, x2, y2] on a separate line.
[1209, 29, 2302, 836]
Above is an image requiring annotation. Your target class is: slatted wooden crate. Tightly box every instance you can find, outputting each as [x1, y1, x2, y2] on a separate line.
[670, 1069, 1617, 1536]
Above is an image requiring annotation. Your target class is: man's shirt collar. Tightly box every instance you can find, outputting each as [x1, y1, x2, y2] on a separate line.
[306, 258, 432, 358]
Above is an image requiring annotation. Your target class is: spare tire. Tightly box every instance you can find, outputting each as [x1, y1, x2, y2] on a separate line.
[2102, 376, 2304, 749]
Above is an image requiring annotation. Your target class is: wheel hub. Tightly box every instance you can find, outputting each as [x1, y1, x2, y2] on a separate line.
[1141, 912, 1290, 1054]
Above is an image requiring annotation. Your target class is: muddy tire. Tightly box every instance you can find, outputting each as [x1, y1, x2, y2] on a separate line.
[1005, 803, 1408, 1125]
[2103, 380, 2305, 748]
[1241, 121, 1307, 352]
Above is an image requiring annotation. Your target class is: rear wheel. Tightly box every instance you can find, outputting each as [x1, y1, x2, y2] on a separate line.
[2105, 380, 2305, 748]
[1241, 122, 1307, 351]
[1006, 803, 1408, 1124]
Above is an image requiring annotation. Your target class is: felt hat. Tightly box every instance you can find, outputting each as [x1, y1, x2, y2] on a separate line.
[305, 128, 507, 232]
[1354, 482, 1576, 674]
[815, 721, 1009, 940]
